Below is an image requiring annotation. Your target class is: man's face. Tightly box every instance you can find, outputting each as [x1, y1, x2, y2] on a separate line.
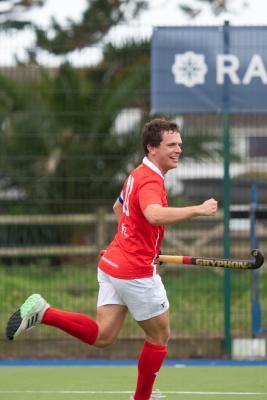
[148, 130, 182, 174]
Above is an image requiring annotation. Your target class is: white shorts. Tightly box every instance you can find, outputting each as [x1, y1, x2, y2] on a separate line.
[97, 268, 169, 322]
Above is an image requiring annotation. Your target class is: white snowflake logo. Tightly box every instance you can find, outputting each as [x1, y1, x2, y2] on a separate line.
[171, 51, 208, 88]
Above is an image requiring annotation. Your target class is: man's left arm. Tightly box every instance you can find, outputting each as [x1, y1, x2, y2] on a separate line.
[113, 199, 123, 221]
[143, 199, 218, 225]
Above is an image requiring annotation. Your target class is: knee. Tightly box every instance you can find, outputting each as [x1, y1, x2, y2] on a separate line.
[149, 327, 170, 346]
[93, 333, 117, 348]
[165, 327, 171, 343]
[160, 328, 170, 345]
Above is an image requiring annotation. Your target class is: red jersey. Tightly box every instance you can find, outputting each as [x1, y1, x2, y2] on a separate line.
[98, 157, 168, 279]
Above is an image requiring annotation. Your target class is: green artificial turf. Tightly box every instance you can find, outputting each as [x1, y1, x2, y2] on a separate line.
[0, 366, 267, 400]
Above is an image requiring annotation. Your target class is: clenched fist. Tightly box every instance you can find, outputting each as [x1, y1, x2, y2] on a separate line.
[199, 198, 218, 216]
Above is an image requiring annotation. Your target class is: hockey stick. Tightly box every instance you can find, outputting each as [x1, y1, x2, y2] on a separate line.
[158, 249, 264, 270]
[100, 249, 264, 270]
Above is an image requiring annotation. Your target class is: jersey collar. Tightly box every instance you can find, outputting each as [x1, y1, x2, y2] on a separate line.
[142, 157, 164, 179]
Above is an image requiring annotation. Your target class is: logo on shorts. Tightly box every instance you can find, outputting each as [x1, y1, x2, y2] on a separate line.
[160, 302, 166, 308]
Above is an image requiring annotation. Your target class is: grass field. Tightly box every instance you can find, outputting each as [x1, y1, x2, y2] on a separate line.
[0, 365, 267, 400]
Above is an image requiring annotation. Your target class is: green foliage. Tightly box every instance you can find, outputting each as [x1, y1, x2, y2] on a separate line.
[0, 1, 231, 239]
[0, 38, 150, 215]
[39, 43, 150, 212]
[34, 0, 148, 54]
[0, 0, 44, 31]
[179, 0, 228, 18]
[0, 69, 59, 210]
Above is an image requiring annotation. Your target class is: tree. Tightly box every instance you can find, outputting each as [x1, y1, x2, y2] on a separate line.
[0, 0, 237, 218]
[34, 0, 148, 54]
[41, 39, 150, 213]
[179, 0, 248, 19]
[0, 0, 44, 30]
[0, 40, 151, 214]
[0, 70, 58, 210]
[0, 0, 150, 215]
[0, 0, 148, 49]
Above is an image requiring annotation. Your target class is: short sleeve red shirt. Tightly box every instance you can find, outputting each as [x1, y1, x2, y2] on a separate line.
[98, 157, 168, 279]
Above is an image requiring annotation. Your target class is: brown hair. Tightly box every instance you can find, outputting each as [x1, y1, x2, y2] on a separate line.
[142, 118, 179, 155]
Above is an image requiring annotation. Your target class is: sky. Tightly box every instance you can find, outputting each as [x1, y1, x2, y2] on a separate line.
[0, 0, 266, 67]
[137, 0, 266, 26]
[24, 0, 266, 28]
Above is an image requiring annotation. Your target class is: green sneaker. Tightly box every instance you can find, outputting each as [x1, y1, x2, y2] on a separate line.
[6, 294, 50, 340]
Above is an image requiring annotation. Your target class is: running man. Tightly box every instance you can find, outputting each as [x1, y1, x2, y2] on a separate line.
[6, 118, 218, 400]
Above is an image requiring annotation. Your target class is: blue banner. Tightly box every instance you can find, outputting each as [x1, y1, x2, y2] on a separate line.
[151, 26, 267, 114]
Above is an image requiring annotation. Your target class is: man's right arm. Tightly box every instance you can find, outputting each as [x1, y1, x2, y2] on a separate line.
[143, 198, 218, 226]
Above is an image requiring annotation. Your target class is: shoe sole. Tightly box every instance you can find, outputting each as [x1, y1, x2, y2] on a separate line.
[6, 309, 22, 340]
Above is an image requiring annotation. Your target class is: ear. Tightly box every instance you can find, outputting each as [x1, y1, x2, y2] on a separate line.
[147, 144, 157, 155]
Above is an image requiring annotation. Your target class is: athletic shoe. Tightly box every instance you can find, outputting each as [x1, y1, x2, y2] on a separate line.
[6, 293, 50, 340]
[150, 389, 166, 399]
[130, 389, 166, 399]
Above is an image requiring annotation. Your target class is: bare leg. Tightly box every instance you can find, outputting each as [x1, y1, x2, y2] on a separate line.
[137, 310, 170, 345]
[94, 304, 128, 348]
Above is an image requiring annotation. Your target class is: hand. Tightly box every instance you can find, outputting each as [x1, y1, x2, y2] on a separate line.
[199, 198, 218, 216]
